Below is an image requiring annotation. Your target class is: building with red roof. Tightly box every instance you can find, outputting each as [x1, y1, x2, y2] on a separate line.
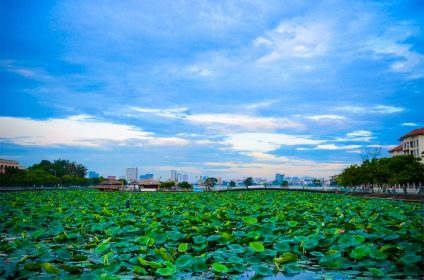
[389, 128, 424, 158]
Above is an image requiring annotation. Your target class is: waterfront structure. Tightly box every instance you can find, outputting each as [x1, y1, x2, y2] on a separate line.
[0, 158, 21, 174]
[88, 171, 99, 178]
[139, 179, 160, 189]
[389, 128, 424, 158]
[125, 168, 138, 182]
[95, 179, 122, 192]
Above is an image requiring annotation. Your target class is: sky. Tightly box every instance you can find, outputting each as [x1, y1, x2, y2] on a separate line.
[0, 0, 423, 181]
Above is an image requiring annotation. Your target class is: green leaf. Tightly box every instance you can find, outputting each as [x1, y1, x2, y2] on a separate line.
[369, 248, 388, 260]
[349, 245, 370, 260]
[368, 267, 384, 277]
[95, 243, 110, 254]
[211, 263, 229, 273]
[178, 243, 188, 252]
[156, 267, 175, 276]
[175, 254, 193, 270]
[193, 235, 207, 244]
[283, 263, 301, 274]
[253, 264, 273, 276]
[399, 254, 422, 264]
[41, 263, 60, 274]
[249, 241, 265, 252]
[287, 221, 298, 227]
[274, 252, 298, 264]
[133, 265, 147, 275]
[228, 243, 244, 253]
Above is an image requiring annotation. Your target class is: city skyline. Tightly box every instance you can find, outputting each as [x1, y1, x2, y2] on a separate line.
[1, 1, 423, 180]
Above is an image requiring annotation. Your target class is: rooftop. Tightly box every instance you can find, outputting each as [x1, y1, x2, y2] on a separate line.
[399, 128, 424, 141]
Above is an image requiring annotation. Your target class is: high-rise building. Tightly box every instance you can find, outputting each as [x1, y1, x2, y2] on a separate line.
[182, 174, 189, 182]
[139, 173, 154, 180]
[275, 173, 285, 184]
[171, 170, 178, 181]
[177, 173, 183, 182]
[88, 171, 99, 178]
[125, 168, 138, 182]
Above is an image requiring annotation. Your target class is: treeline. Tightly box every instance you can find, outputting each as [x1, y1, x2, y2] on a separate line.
[0, 159, 103, 188]
[336, 154, 424, 188]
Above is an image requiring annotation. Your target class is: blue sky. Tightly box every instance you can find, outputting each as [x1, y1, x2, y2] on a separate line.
[1, 0, 423, 180]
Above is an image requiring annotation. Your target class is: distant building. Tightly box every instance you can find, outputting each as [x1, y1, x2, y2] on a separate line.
[389, 128, 424, 158]
[125, 168, 138, 182]
[171, 170, 178, 181]
[88, 171, 99, 178]
[95, 179, 122, 192]
[275, 173, 285, 184]
[217, 176, 222, 185]
[182, 174, 189, 182]
[0, 158, 21, 174]
[139, 173, 154, 180]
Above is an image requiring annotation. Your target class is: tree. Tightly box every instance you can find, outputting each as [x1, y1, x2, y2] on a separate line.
[312, 179, 322, 186]
[178, 181, 192, 189]
[244, 177, 254, 189]
[160, 181, 176, 189]
[281, 180, 289, 188]
[229, 180, 236, 188]
[204, 177, 217, 191]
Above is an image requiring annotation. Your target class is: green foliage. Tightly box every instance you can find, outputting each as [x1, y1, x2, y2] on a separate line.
[244, 177, 254, 188]
[0, 190, 422, 278]
[228, 180, 236, 187]
[203, 177, 217, 191]
[337, 155, 424, 187]
[160, 181, 175, 188]
[178, 181, 192, 189]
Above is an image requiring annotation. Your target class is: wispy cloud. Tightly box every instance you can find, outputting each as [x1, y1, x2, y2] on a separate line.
[335, 105, 404, 114]
[401, 122, 418, 127]
[304, 115, 346, 121]
[254, 18, 332, 62]
[334, 130, 373, 142]
[223, 133, 325, 153]
[0, 115, 189, 147]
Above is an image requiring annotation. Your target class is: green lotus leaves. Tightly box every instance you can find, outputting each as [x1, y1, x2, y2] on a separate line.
[287, 221, 299, 227]
[177, 243, 188, 252]
[368, 267, 384, 277]
[41, 262, 60, 274]
[350, 245, 370, 260]
[274, 252, 298, 264]
[1, 190, 422, 278]
[175, 254, 194, 270]
[253, 264, 273, 276]
[212, 263, 229, 273]
[249, 241, 265, 252]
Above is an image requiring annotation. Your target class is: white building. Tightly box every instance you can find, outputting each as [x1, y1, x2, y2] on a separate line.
[389, 128, 424, 158]
[125, 168, 138, 182]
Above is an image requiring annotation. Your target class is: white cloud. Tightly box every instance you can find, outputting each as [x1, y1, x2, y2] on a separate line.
[185, 114, 301, 131]
[401, 122, 418, 127]
[305, 114, 346, 121]
[371, 105, 404, 114]
[186, 65, 217, 77]
[130, 106, 189, 118]
[335, 105, 404, 114]
[0, 115, 189, 147]
[1, 60, 52, 81]
[255, 19, 333, 63]
[334, 130, 373, 142]
[223, 133, 325, 153]
[314, 144, 362, 150]
[245, 100, 279, 109]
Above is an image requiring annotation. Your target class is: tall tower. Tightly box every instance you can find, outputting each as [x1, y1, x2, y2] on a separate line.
[126, 168, 138, 182]
[171, 170, 178, 181]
